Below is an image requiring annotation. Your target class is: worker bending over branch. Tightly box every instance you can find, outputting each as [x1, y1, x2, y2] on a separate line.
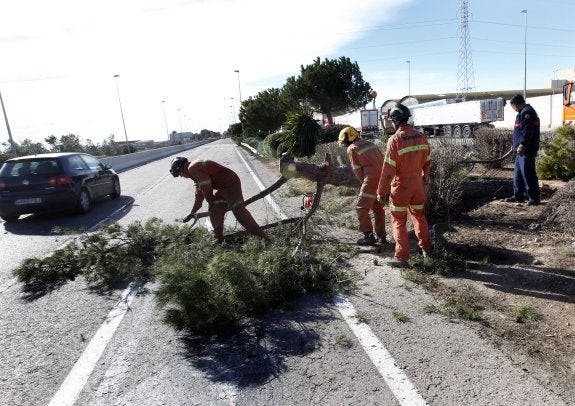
[170, 157, 269, 242]
[338, 126, 387, 246]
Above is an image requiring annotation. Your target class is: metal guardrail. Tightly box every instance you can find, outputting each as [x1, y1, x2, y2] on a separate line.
[428, 137, 475, 146]
[99, 140, 212, 173]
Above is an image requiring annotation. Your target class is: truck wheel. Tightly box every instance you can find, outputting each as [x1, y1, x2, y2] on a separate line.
[443, 125, 452, 137]
[462, 125, 472, 138]
[453, 125, 462, 138]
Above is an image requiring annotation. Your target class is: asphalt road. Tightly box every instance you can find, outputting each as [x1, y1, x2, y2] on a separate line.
[0, 139, 567, 405]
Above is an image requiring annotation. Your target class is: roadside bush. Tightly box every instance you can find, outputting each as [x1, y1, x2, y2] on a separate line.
[242, 136, 263, 153]
[473, 127, 513, 169]
[320, 124, 349, 144]
[541, 178, 575, 233]
[262, 132, 286, 158]
[537, 125, 575, 181]
[426, 139, 466, 217]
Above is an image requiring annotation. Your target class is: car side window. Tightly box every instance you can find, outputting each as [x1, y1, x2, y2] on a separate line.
[80, 155, 103, 171]
[67, 155, 90, 172]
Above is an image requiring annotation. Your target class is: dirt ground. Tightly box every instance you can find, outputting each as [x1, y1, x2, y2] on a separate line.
[257, 150, 575, 400]
[331, 177, 575, 401]
[432, 180, 575, 401]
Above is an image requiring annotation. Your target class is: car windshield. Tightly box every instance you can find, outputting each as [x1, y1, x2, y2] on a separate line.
[0, 159, 61, 177]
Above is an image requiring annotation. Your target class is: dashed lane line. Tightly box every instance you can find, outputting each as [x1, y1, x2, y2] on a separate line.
[334, 294, 428, 406]
[238, 147, 427, 405]
[48, 283, 138, 406]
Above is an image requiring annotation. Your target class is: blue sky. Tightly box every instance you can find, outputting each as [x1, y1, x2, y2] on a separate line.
[1, 0, 574, 146]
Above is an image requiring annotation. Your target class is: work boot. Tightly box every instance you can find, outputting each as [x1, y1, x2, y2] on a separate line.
[527, 200, 540, 206]
[504, 196, 525, 203]
[357, 232, 376, 246]
[383, 256, 408, 268]
[378, 236, 387, 245]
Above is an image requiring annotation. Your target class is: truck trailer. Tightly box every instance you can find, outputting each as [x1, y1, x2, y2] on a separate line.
[380, 97, 506, 137]
[360, 109, 379, 135]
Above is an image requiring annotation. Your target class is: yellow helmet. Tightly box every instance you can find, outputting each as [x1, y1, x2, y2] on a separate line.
[338, 127, 359, 144]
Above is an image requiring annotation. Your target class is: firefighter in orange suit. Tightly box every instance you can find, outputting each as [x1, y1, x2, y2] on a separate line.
[170, 157, 269, 242]
[338, 127, 386, 246]
[377, 104, 432, 266]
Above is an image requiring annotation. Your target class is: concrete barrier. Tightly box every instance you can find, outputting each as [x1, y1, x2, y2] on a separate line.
[99, 140, 211, 173]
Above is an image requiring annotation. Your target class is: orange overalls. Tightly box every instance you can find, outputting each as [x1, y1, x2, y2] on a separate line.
[347, 139, 386, 239]
[377, 125, 432, 261]
[185, 160, 268, 242]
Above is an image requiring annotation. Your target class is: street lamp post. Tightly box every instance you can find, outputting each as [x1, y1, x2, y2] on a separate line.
[230, 97, 235, 124]
[234, 69, 244, 135]
[406, 60, 411, 97]
[234, 69, 242, 104]
[177, 108, 182, 133]
[522, 9, 528, 100]
[0, 91, 17, 155]
[161, 100, 169, 141]
[113, 75, 130, 149]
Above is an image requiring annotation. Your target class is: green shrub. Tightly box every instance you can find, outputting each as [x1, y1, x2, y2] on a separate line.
[262, 132, 286, 157]
[320, 124, 349, 144]
[537, 125, 575, 181]
[282, 108, 321, 158]
[242, 136, 261, 152]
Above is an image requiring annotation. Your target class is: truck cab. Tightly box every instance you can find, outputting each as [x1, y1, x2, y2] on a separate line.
[562, 81, 575, 125]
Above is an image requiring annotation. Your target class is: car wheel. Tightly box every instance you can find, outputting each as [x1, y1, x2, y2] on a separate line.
[76, 188, 91, 213]
[110, 177, 121, 198]
[1, 214, 20, 222]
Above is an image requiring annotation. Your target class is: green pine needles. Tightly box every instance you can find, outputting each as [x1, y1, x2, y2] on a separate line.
[283, 109, 321, 158]
[13, 218, 355, 334]
[537, 125, 575, 181]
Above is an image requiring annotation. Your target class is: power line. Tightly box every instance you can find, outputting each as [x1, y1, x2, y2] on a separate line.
[472, 18, 575, 33]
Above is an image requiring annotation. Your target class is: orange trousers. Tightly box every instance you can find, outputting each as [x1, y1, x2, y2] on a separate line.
[356, 192, 386, 238]
[389, 176, 431, 261]
[209, 188, 268, 242]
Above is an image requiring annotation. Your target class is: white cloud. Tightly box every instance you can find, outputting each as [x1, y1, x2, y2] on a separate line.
[0, 0, 411, 145]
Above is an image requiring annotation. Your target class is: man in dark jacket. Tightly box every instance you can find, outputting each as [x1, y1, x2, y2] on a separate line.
[505, 94, 541, 205]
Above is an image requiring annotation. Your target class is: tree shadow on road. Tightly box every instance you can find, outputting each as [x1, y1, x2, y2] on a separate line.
[179, 293, 336, 387]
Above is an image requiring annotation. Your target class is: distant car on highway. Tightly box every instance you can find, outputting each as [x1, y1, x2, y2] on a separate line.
[0, 152, 121, 222]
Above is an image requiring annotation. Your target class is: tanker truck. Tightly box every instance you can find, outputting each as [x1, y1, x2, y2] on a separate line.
[380, 97, 506, 137]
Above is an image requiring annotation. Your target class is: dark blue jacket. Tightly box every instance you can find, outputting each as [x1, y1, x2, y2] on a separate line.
[513, 104, 540, 157]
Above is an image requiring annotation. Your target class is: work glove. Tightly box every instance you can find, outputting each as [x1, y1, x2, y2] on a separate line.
[377, 194, 389, 206]
[182, 211, 197, 223]
[517, 144, 525, 156]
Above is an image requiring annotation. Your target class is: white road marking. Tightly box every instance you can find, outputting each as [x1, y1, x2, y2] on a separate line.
[334, 293, 427, 406]
[238, 147, 426, 405]
[48, 283, 138, 406]
[47, 149, 425, 405]
[235, 148, 288, 220]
